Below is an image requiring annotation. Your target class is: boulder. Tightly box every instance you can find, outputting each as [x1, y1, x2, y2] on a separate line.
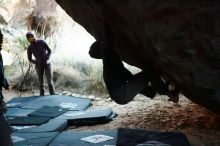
[55, 0, 220, 113]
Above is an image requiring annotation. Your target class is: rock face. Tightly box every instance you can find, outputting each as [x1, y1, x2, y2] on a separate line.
[0, 0, 35, 29]
[55, 0, 220, 113]
[0, 0, 58, 33]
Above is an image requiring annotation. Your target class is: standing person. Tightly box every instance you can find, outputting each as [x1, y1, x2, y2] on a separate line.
[26, 32, 55, 96]
[0, 29, 13, 146]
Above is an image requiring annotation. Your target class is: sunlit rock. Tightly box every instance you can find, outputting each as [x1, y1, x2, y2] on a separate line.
[62, 91, 72, 96]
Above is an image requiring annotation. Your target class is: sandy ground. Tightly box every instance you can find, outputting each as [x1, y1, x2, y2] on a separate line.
[3, 89, 220, 146]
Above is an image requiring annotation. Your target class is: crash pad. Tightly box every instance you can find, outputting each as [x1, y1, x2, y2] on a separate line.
[49, 130, 117, 146]
[56, 108, 116, 126]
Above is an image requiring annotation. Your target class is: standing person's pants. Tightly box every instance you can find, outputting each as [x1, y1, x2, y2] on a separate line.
[35, 63, 54, 88]
[0, 114, 12, 146]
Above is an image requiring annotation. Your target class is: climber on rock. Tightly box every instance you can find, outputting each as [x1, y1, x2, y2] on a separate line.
[89, 40, 180, 104]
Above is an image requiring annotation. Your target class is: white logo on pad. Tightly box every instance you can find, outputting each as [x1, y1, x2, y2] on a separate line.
[59, 102, 77, 109]
[80, 134, 114, 143]
[11, 136, 26, 143]
[64, 112, 86, 117]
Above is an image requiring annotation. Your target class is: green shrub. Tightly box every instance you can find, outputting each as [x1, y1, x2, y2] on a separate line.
[82, 61, 107, 96]
[53, 61, 107, 96]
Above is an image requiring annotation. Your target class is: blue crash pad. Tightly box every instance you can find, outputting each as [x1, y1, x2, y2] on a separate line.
[14, 119, 67, 133]
[28, 106, 68, 118]
[56, 108, 116, 126]
[21, 95, 91, 110]
[11, 132, 59, 146]
[6, 96, 38, 108]
[6, 116, 51, 126]
[49, 130, 117, 146]
[4, 108, 35, 117]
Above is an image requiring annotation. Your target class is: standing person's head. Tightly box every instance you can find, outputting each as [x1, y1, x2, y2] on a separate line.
[26, 31, 35, 43]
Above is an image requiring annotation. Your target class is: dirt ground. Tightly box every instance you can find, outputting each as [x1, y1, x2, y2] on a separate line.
[3, 89, 220, 146]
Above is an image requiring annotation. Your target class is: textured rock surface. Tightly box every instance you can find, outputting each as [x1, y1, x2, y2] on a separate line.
[55, 0, 220, 113]
[0, 0, 34, 29]
[0, 0, 58, 31]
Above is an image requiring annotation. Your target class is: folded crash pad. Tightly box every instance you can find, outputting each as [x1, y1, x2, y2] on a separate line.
[56, 108, 116, 126]
[11, 132, 59, 146]
[28, 106, 68, 118]
[49, 130, 117, 146]
[116, 128, 191, 146]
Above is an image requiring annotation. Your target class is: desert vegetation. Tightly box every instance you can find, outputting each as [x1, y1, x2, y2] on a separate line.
[2, 33, 108, 97]
[1, 19, 107, 97]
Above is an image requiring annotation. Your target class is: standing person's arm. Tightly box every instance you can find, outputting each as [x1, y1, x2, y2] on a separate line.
[27, 47, 37, 64]
[43, 40, 51, 59]
[0, 54, 4, 89]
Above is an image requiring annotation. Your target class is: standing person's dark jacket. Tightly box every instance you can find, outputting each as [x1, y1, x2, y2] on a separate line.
[27, 39, 51, 65]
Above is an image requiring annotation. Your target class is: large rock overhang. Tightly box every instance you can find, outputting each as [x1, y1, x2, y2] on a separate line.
[55, 0, 220, 114]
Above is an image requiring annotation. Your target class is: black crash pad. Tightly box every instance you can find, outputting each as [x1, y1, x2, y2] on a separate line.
[116, 128, 191, 146]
